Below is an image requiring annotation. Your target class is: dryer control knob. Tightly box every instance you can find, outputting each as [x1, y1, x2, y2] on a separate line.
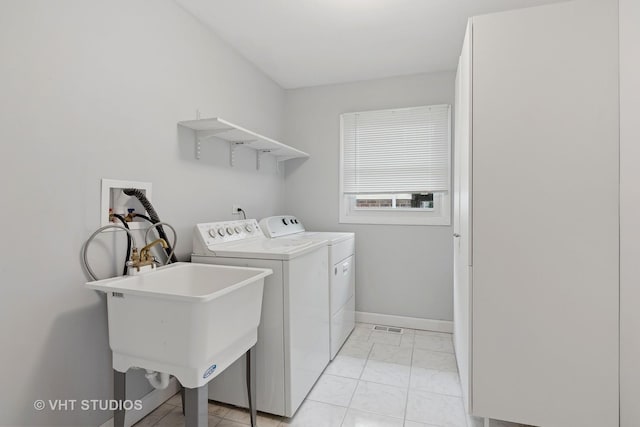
[226, 227, 234, 235]
[234, 226, 241, 234]
[245, 225, 253, 232]
[217, 228, 226, 237]
[208, 229, 217, 238]
[282, 218, 289, 225]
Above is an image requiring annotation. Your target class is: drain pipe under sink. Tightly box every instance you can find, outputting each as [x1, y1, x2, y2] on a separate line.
[145, 370, 170, 389]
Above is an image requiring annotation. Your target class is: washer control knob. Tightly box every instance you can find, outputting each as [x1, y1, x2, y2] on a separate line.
[217, 228, 226, 237]
[208, 229, 217, 238]
[245, 225, 253, 232]
[234, 226, 242, 234]
[282, 218, 289, 225]
[226, 227, 234, 235]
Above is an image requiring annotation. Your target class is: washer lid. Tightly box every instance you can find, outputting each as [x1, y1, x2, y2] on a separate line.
[205, 237, 328, 260]
[287, 231, 354, 245]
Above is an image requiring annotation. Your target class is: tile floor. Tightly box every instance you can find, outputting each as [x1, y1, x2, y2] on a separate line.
[135, 323, 521, 427]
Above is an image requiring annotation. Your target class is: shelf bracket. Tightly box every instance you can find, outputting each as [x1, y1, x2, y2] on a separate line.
[257, 150, 271, 170]
[194, 128, 234, 160]
[230, 142, 245, 167]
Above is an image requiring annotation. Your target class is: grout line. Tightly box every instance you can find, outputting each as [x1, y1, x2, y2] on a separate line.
[409, 388, 464, 399]
[323, 372, 365, 381]
[338, 374, 360, 427]
[340, 377, 410, 392]
[337, 406, 348, 427]
[402, 339, 415, 424]
[412, 349, 455, 355]
[306, 396, 350, 409]
[338, 405, 406, 423]
[148, 404, 179, 427]
[364, 341, 375, 362]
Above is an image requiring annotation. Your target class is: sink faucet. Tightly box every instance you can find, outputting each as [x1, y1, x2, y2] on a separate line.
[130, 238, 168, 272]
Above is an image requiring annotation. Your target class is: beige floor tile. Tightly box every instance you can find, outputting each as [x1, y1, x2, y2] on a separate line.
[308, 374, 358, 407]
[369, 343, 413, 365]
[368, 331, 402, 346]
[413, 335, 454, 353]
[279, 400, 346, 427]
[349, 381, 408, 419]
[361, 360, 411, 388]
[341, 408, 404, 427]
[324, 355, 366, 379]
[412, 348, 458, 372]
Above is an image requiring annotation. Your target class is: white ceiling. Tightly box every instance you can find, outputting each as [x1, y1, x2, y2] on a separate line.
[175, 0, 566, 89]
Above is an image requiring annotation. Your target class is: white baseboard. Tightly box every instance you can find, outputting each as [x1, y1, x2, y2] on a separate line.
[356, 311, 453, 333]
[99, 377, 180, 427]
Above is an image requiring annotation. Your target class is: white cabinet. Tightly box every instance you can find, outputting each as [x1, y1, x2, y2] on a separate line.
[620, 1, 640, 426]
[453, 1, 619, 426]
[453, 19, 472, 415]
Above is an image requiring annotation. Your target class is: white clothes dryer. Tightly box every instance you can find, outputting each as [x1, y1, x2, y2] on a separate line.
[192, 219, 329, 417]
[259, 216, 355, 360]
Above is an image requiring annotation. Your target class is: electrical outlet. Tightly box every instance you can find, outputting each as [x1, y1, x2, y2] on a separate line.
[232, 204, 243, 215]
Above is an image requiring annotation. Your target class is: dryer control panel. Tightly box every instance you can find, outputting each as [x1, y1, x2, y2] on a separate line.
[193, 219, 264, 254]
[259, 215, 306, 237]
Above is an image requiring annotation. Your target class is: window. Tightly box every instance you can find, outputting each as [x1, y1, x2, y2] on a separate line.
[339, 105, 451, 225]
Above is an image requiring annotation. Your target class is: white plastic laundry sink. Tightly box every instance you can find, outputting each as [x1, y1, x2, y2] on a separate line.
[86, 262, 272, 388]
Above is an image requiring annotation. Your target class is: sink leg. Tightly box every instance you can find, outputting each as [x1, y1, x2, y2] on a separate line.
[113, 370, 126, 427]
[246, 345, 257, 427]
[184, 385, 208, 427]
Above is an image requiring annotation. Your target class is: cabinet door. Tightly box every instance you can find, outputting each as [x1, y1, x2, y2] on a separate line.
[453, 19, 473, 414]
[471, 1, 619, 426]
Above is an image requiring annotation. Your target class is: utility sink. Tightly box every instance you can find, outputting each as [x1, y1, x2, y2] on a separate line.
[86, 262, 272, 388]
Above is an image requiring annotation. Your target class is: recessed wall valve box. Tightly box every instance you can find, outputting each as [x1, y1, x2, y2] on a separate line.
[101, 179, 152, 230]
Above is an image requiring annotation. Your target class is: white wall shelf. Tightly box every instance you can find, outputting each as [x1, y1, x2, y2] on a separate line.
[178, 117, 309, 168]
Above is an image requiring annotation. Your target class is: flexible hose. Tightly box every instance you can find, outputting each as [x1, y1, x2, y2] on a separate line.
[144, 222, 177, 266]
[123, 189, 178, 262]
[111, 214, 132, 276]
[133, 213, 153, 223]
[82, 224, 137, 281]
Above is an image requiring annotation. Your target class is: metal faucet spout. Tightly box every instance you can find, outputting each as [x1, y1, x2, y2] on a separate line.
[141, 238, 168, 255]
[131, 238, 168, 272]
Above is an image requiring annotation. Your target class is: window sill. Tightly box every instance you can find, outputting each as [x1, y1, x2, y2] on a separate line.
[339, 214, 451, 226]
[353, 207, 435, 213]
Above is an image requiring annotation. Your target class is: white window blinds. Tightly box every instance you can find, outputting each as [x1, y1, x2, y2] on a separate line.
[341, 105, 451, 194]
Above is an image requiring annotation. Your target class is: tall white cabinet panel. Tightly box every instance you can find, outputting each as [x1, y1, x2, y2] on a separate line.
[453, 20, 473, 414]
[620, 0, 640, 426]
[454, 1, 619, 426]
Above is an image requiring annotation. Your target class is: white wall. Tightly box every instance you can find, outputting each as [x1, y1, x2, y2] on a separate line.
[620, 0, 640, 424]
[283, 72, 455, 322]
[0, 1, 286, 425]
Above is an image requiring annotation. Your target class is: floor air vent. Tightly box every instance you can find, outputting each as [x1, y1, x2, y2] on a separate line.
[373, 325, 404, 334]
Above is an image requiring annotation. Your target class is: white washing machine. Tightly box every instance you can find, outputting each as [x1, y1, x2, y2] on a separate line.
[191, 219, 329, 417]
[259, 216, 355, 360]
